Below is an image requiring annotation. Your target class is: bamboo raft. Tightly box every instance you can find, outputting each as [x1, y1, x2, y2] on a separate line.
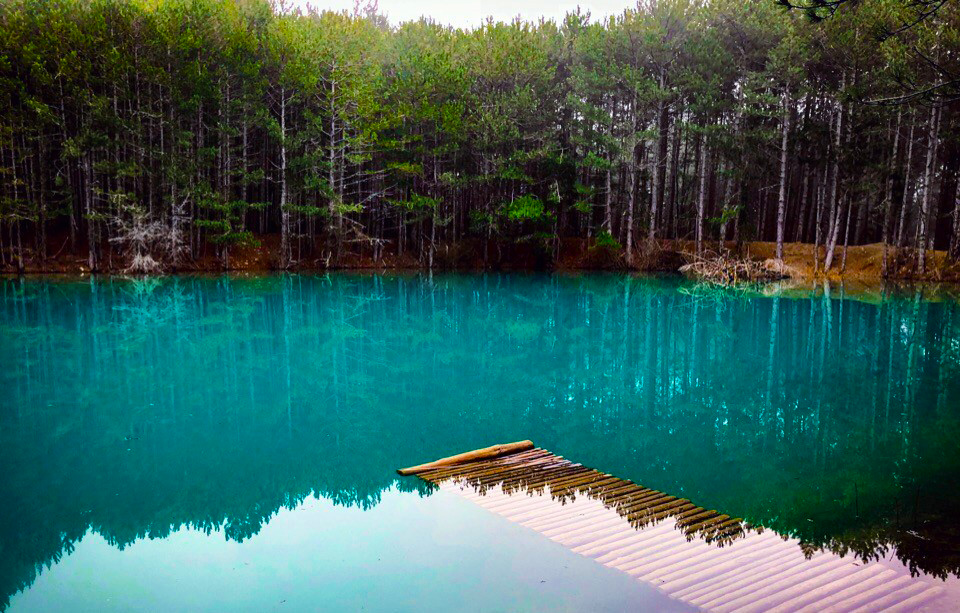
[399, 441, 948, 613]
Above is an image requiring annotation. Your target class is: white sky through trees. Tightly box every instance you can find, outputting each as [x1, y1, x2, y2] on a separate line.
[291, 1, 634, 28]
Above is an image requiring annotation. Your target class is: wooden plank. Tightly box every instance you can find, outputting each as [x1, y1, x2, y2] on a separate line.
[416, 448, 550, 479]
[397, 440, 534, 475]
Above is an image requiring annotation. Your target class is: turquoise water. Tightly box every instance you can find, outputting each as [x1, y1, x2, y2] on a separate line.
[1, 273, 959, 610]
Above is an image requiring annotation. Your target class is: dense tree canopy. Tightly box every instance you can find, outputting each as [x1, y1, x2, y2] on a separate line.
[1, 0, 959, 273]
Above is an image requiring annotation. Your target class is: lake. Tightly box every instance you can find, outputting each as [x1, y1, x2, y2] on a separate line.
[1, 273, 959, 611]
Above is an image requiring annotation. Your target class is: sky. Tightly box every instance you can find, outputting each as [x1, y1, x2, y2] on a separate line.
[291, 1, 635, 28]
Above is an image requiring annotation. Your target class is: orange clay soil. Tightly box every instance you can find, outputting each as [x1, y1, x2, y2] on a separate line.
[663, 240, 960, 284]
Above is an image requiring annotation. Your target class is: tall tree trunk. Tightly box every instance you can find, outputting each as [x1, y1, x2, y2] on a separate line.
[58, 81, 77, 254]
[719, 158, 734, 246]
[897, 114, 917, 249]
[625, 96, 638, 265]
[666, 117, 681, 238]
[794, 95, 812, 244]
[604, 103, 616, 235]
[83, 153, 98, 272]
[669, 115, 684, 239]
[695, 133, 709, 255]
[882, 108, 902, 277]
[222, 80, 232, 267]
[328, 78, 340, 260]
[279, 85, 291, 269]
[841, 192, 852, 273]
[950, 174, 960, 260]
[917, 102, 941, 275]
[625, 149, 636, 265]
[796, 163, 810, 243]
[824, 85, 846, 272]
[604, 154, 612, 233]
[853, 190, 868, 245]
[776, 91, 791, 261]
[649, 69, 668, 241]
[9, 143, 19, 269]
[814, 167, 825, 273]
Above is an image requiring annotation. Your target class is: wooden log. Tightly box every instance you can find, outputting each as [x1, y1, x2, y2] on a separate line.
[397, 440, 534, 475]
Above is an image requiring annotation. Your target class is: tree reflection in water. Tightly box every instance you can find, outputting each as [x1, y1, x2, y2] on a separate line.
[1, 273, 959, 609]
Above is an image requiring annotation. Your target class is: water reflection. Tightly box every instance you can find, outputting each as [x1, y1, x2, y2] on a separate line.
[413, 447, 748, 546]
[1, 273, 959, 609]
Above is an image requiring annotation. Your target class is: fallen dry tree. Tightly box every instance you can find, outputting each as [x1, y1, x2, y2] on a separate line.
[679, 253, 789, 285]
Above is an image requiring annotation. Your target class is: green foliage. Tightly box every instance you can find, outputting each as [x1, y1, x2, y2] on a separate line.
[503, 194, 553, 223]
[195, 183, 263, 247]
[0, 0, 955, 269]
[388, 193, 440, 212]
[592, 229, 621, 250]
[709, 205, 742, 228]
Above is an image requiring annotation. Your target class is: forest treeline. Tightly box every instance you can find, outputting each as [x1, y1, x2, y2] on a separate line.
[1, 0, 959, 273]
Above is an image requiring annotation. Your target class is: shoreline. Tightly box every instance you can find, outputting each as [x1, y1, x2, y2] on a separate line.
[4, 239, 960, 286]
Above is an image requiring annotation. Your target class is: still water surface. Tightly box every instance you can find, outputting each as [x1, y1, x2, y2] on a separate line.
[1, 274, 959, 611]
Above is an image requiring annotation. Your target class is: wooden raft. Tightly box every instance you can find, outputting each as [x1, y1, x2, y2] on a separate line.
[400, 441, 744, 543]
[399, 442, 948, 613]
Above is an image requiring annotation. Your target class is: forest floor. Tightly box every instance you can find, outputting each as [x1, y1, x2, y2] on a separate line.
[733, 241, 960, 283]
[5, 233, 960, 285]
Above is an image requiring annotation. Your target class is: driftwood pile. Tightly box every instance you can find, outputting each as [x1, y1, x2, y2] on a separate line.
[679, 254, 789, 285]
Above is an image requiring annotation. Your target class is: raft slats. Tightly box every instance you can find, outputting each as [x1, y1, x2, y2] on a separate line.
[500, 465, 582, 490]
[420, 449, 553, 479]
[400, 444, 948, 612]
[418, 448, 550, 475]
[432, 454, 560, 482]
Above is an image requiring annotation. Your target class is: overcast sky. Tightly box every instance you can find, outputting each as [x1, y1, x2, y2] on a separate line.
[291, 1, 635, 28]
